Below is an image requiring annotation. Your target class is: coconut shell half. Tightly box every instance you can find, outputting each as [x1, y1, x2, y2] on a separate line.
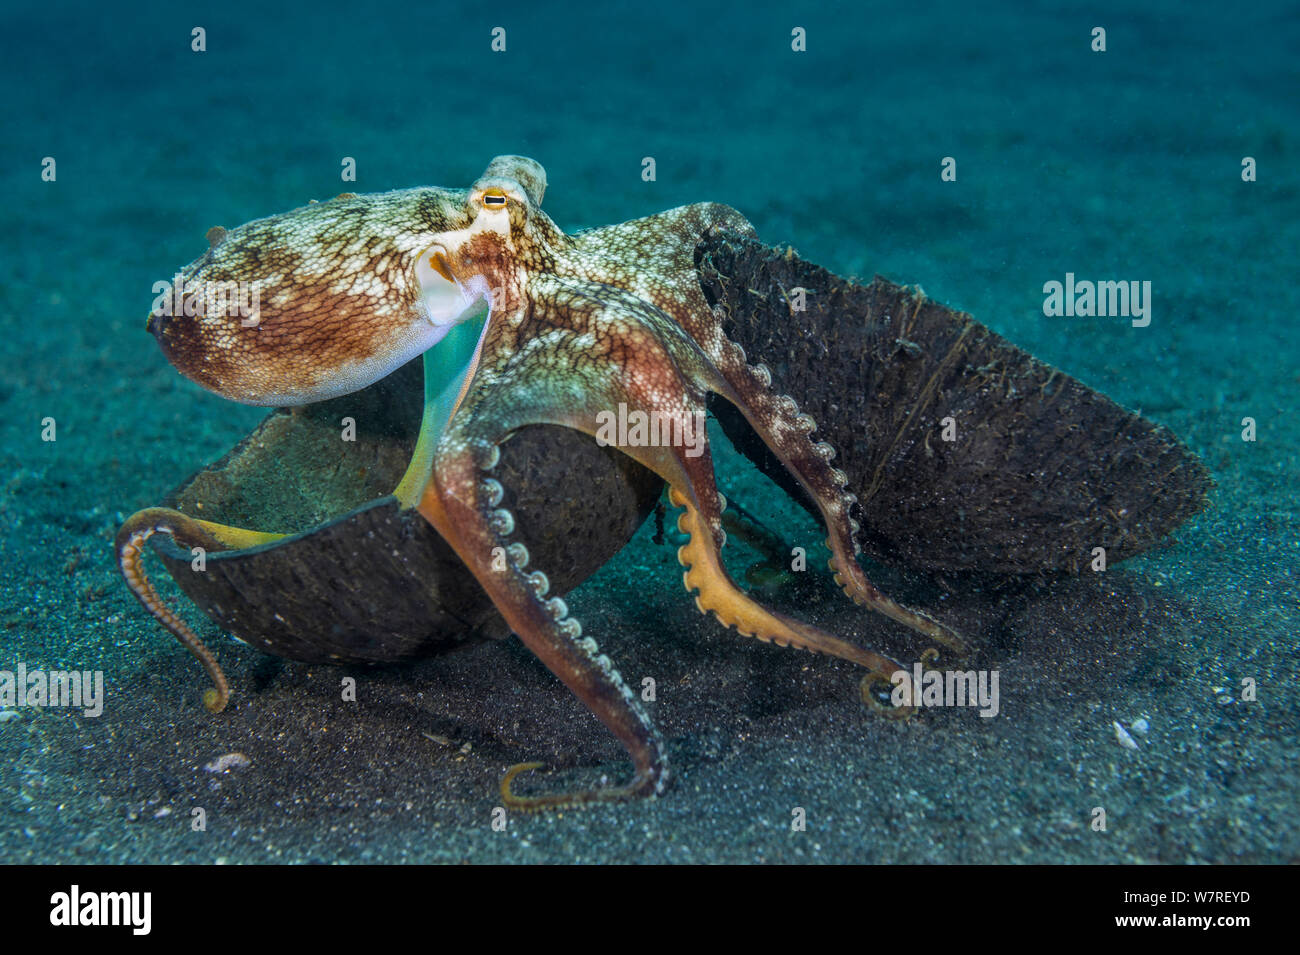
[696, 233, 1212, 575]
[150, 357, 663, 664]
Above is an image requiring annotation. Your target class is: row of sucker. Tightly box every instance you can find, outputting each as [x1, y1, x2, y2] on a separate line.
[471, 439, 669, 804]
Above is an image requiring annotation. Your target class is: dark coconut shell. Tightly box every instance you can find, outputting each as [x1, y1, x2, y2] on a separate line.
[150, 357, 663, 664]
[696, 233, 1212, 574]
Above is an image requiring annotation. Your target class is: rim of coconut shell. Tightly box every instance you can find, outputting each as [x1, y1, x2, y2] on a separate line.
[146, 356, 663, 664]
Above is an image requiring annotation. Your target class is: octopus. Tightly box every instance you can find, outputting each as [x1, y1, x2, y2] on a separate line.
[118, 156, 966, 809]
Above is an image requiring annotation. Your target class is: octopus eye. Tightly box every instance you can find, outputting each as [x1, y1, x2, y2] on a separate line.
[481, 188, 509, 210]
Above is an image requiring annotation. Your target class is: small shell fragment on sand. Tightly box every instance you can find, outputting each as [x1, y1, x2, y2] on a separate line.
[1113, 721, 1139, 750]
[1131, 717, 1150, 736]
[204, 752, 252, 773]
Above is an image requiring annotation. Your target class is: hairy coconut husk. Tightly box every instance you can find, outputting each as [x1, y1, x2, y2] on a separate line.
[696, 233, 1211, 574]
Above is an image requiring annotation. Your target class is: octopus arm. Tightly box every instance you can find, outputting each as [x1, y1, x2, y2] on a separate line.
[417, 286, 931, 807]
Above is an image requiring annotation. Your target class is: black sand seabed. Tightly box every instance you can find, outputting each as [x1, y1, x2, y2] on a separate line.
[1, 1, 1296, 863]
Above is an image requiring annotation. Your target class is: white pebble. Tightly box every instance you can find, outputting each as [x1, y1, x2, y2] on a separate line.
[1130, 718, 1150, 736]
[204, 752, 252, 773]
[1113, 721, 1139, 750]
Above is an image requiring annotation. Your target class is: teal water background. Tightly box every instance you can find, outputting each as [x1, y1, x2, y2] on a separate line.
[1, 0, 1296, 862]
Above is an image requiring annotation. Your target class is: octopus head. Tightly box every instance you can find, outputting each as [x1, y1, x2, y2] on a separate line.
[146, 186, 490, 406]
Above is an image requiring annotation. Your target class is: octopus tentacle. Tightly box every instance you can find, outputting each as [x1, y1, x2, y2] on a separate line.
[442, 291, 918, 728]
[565, 202, 966, 662]
[115, 508, 285, 712]
[418, 410, 666, 810]
[702, 334, 969, 663]
[125, 155, 993, 811]
[664, 446, 912, 709]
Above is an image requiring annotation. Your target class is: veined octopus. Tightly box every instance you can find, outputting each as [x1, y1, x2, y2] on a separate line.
[118, 155, 965, 809]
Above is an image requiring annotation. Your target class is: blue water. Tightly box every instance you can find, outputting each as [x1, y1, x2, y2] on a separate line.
[1, 0, 1296, 863]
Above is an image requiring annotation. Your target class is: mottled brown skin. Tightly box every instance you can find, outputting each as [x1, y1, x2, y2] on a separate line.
[125, 156, 966, 809]
[148, 187, 479, 405]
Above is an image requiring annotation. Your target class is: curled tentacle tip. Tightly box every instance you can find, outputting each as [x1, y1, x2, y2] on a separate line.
[500, 761, 546, 801]
[858, 673, 914, 720]
[202, 688, 228, 714]
[920, 638, 974, 671]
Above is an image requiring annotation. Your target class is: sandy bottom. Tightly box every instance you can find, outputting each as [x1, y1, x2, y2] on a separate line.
[0, 0, 1295, 862]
